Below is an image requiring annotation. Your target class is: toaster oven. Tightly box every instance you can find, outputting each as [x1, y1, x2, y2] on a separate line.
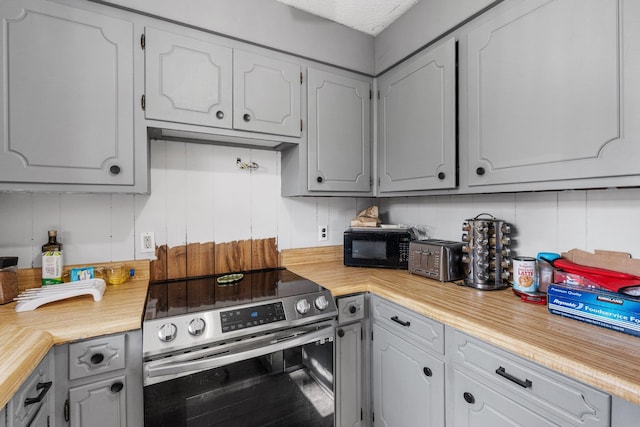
[408, 239, 465, 281]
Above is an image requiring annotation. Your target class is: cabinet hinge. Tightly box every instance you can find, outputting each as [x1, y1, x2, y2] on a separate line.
[141, 94, 146, 111]
[361, 328, 364, 340]
[371, 330, 373, 341]
[140, 33, 145, 50]
[369, 176, 373, 188]
[300, 119, 303, 132]
[300, 72, 303, 85]
[369, 90, 372, 100]
[361, 408, 363, 421]
[377, 90, 380, 100]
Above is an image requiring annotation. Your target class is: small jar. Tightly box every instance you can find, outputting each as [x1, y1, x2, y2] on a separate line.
[0, 257, 19, 304]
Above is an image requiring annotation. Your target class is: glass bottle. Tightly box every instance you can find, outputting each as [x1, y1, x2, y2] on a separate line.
[42, 230, 64, 285]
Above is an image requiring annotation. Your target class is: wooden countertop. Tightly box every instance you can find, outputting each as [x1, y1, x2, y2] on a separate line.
[3, 250, 640, 409]
[285, 255, 640, 406]
[0, 261, 150, 408]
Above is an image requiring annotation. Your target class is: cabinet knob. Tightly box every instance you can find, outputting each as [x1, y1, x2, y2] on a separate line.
[243, 113, 251, 122]
[109, 165, 121, 175]
[437, 172, 446, 180]
[476, 167, 486, 176]
[216, 110, 224, 119]
[337, 328, 345, 338]
[349, 305, 357, 314]
[317, 176, 323, 183]
[463, 392, 475, 404]
[90, 353, 105, 365]
[110, 381, 124, 393]
[423, 367, 432, 377]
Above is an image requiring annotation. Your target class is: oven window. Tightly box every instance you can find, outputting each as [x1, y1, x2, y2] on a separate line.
[352, 240, 387, 260]
[144, 342, 334, 427]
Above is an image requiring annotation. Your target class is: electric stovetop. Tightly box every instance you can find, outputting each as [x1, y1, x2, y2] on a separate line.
[143, 267, 326, 321]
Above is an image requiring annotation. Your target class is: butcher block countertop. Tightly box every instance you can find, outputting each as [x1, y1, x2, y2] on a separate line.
[282, 246, 640, 406]
[0, 260, 150, 408]
[2, 249, 640, 409]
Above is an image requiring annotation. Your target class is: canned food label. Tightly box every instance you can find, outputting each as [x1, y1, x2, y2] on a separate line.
[512, 257, 538, 293]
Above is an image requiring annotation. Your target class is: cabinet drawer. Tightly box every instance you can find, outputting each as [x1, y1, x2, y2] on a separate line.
[371, 295, 444, 355]
[337, 293, 366, 324]
[453, 330, 610, 426]
[69, 334, 126, 380]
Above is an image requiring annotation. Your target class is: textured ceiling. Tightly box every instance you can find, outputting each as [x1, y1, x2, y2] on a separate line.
[275, 0, 420, 36]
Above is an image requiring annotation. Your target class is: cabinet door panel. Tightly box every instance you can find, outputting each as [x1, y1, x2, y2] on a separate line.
[467, 0, 640, 186]
[378, 38, 456, 192]
[372, 324, 444, 427]
[69, 375, 127, 427]
[233, 50, 301, 137]
[0, 0, 135, 185]
[308, 68, 370, 192]
[453, 369, 558, 427]
[144, 26, 232, 129]
[336, 322, 363, 427]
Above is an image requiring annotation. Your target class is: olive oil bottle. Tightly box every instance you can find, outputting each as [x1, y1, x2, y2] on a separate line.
[42, 230, 63, 285]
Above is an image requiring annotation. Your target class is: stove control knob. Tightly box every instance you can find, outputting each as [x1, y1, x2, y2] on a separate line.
[188, 318, 206, 336]
[296, 299, 311, 315]
[158, 323, 177, 342]
[314, 295, 329, 311]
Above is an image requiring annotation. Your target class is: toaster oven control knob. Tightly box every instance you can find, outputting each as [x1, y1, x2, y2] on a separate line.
[188, 318, 206, 336]
[296, 299, 311, 315]
[158, 323, 177, 342]
[314, 295, 329, 311]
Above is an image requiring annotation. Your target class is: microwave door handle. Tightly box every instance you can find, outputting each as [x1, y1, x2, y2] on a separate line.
[145, 325, 334, 382]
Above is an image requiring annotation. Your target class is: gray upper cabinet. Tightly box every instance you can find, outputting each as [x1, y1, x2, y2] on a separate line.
[144, 27, 302, 140]
[0, 0, 147, 193]
[307, 68, 371, 192]
[377, 37, 457, 194]
[466, 0, 640, 188]
[233, 50, 302, 137]
[144, 26, 233, 129]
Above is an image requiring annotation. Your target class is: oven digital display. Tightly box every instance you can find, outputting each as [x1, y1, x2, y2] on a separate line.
[220, 302, 286, 333]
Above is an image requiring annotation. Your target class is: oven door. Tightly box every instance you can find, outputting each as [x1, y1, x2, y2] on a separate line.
[144, 320, 335, 427]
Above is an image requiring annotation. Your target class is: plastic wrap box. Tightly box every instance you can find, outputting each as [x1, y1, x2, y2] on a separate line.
[548, 282, 640, 337]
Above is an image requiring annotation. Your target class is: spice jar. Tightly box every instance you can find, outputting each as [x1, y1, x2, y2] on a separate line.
[0, 257, 18, 304]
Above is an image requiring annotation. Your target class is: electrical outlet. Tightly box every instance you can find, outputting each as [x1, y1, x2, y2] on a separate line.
[318, 225, 328, 241]
[141, 232, 155, 253]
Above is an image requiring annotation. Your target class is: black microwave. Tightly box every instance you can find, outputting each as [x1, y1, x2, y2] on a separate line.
[344, 228, 412, 269]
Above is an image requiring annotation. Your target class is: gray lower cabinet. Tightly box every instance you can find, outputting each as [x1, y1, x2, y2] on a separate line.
[449, 329, 610, 427]
[336, 294, 369, 427]
[377, 37, 457, 194]
[465, 0, 640, 189]
[0, 0, 147, 193]
[6, 350, 54, 427]
[0, 405, 5, 427]
[370, 296, 445, 427]
[54, 330, 143, 427]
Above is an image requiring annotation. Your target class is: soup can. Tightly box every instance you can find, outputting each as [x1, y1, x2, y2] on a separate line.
[512, 256, 538, 293]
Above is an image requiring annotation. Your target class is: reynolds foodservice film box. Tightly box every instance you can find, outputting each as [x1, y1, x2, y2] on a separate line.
[548, 283, 640, 337]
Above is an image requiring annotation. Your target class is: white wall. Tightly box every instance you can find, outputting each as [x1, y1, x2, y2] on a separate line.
[378, 189, 640, 258]
[1, 139, 640, 269]
[0, 140, 372, 269]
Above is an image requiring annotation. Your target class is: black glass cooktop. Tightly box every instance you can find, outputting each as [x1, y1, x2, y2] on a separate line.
[144, 268, 323, 321]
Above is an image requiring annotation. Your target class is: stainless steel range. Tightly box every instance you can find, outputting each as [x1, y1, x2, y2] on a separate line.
[142, 267, 337, 427]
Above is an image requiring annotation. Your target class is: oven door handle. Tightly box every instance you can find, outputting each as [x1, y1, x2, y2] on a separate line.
[144, 324, 334, 385]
